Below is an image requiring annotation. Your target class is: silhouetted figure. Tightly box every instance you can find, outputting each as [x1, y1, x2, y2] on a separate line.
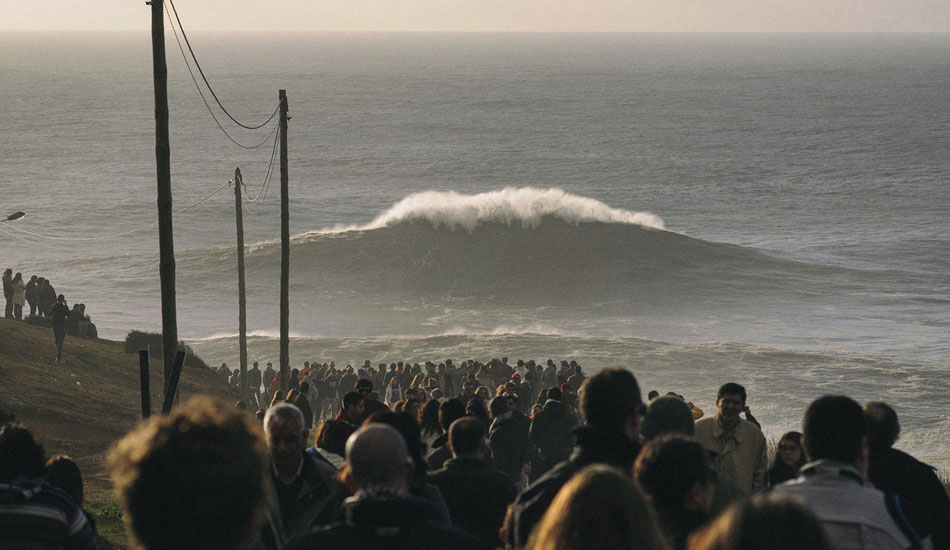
[0, 424, 96, 549]
[50, 294, 70, 364]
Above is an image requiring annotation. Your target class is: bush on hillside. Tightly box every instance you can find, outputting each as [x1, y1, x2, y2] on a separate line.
[23, 315, 52, 329]
[124, 330, 211, 371]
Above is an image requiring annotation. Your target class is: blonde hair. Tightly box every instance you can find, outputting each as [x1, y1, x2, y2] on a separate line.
[527, 464, 670, 550]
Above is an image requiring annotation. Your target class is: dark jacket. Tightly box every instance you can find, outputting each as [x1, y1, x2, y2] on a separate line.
[266, 452, 341, 540]
[489, 414, 529, 483]
[429, 457, 517, 548]
[283, 489, 489, 550]
[528, 399, 576, 479]
[510, 424, 641, 549]
[869, 447, 950, 550]
[50, 301, 70, 329]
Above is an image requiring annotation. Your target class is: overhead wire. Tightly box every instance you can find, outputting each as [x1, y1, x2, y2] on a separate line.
[241, 124, 281, 203]
[165, 5, 278, 149]
[165, 0, 278, 131]
[1, 181, 232, 243]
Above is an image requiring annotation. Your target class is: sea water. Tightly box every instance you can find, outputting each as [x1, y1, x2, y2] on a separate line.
[1, 32, 948, 468]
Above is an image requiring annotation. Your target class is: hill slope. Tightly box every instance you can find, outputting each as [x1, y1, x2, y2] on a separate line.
[0, 317, 238, 497]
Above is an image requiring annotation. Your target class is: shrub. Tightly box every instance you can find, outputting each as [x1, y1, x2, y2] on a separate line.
[123, 330, 211, 371]
[23, 315, 52, 329]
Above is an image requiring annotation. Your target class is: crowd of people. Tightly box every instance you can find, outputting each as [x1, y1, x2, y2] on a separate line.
[2, 267, 98, 364]
[2, 358, 948, 550]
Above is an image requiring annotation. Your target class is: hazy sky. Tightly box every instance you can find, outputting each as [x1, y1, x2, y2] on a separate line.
[3, 0, 950, 33]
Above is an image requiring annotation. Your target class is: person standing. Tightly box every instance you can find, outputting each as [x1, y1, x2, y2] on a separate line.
[24, 275, 37, 317]
[11, 272, 25, 320]
[694, 383, 767, 495]
[2, 268, 12, 319]
[50, 294, 70, 364]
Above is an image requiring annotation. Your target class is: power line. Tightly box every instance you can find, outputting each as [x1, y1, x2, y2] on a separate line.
[2, 181, 231, 243]
[165, 5, 278, 149]
[242, 125, 281, 203]
[165, 0, 279, 131]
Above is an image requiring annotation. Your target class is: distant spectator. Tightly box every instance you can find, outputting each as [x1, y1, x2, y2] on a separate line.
[50, 294, 70, 364]
[11, 272, 25, 319]
[25, 274, 38, 316]
[2, 268, 12, 318]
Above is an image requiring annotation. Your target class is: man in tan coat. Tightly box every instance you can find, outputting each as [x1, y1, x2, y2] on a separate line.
[694, 382, 767, 495]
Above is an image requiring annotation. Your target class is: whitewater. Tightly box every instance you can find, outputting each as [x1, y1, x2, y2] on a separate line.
[0, 32, 947, 469]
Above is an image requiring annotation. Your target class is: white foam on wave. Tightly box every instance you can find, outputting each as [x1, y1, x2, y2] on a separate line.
[308, 187, 664, 237]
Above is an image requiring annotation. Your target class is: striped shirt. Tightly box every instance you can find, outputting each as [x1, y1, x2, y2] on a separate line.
[0, 477, 96, 550]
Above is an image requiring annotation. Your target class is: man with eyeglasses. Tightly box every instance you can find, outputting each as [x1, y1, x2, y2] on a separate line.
[695, 382, 767, 495]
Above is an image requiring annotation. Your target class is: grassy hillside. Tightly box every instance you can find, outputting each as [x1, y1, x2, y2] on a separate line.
[0, 317, 238, 498]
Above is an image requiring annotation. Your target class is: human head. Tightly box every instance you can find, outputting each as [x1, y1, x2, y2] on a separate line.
[640, 395, 695, 441]
[263, 402, 308, 477]
[634, 435, 716, 514]
[546, 386, 562, 402]
[447, 417, 486, 458]
[527, 464, 668, 550]
[342, 391, 366, 422]
[863, 401, 900, 451]
[0, 424, 45, 480]
[489, 396, 510, 419]
[346, 424, 412, 491]
[439, 398, 467, 432]
[355, 378, 373, 394]
[776, 431, 804, 468]
[475, 386, 490, 401]
[802, 395, 866, 465]
[687, 493, 831, 550]
[315, 419, 357, 458]
[579, 368, 644, 437]
[108, 396, 267, 550]
[715, 383, 747, 424]
[44, 455, 84, 505]
[461, 380, 475, 397]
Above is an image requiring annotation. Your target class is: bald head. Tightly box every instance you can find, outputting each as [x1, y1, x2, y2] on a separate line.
[345, 424, 411, 491]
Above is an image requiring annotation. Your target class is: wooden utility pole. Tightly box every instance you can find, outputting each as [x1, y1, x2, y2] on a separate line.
[150, 0, 178, 392]
[233, 168, 249, 405]
[279, 90, 290, 391]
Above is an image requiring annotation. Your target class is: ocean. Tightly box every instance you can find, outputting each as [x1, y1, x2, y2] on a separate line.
[1, 31, 948, 468]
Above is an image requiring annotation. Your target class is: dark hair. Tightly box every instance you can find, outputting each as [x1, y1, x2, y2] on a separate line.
[489, 396, 510, 417]
[689, 493, 831, 550]
[863, 401, 899, 450]
[634, 435, 714, 512]
[0, 424, 45, 480]
[767, 431, 805, 486]
[580, 368, 642, 431]
[439, 398, 467, 431]
[356, 378, 373, 393]
[448, 417, 485, 457]
[299, 381, 310, 393]
[803, 395, 866, 463]
[717, 383, 747, 404]
[546, 386, 562, 402]
[44, 455, 84, 505]
[418, 399, 442, 436]
[315, 419, 357, 457]
[342, 391, 364, 409]
[466, 397, 491, 428]
[108, 397, 267, 550]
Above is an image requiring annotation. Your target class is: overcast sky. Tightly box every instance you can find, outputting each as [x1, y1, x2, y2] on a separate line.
[3, 0, 950, 33]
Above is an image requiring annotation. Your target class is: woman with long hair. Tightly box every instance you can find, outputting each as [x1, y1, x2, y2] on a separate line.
[527, 464, 669, 550]
[767, 431, 806, 486]
[418, 398, 442, 450]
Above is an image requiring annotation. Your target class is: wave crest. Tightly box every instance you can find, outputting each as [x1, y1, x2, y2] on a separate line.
[317, 187, 665, 236]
